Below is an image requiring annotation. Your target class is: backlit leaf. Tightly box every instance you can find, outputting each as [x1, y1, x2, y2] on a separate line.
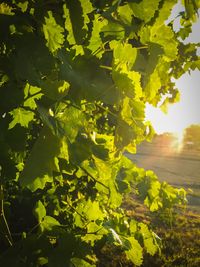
[58, 51, 118, 104]
[19, 127, 61, 191]
[83, 199, 104, 221]
[65, 0, 85, 45]
[9, 107, 34, 129]
[71, 257, 96, 267]
[43, 11, 64, 53]
[87, 14, 107, 57]
[129, 0, 160, 23]
[55, 106, 86, 143]
[139, 223, 158, 256]
[117, 4, 133, 25]
[112, 69, 142, 100]
[41, 216, 60, 231]
[41, 79, 69, 101]
[110, 41, 137, 70]
[23, 84, 43, 109]
[33, 200, 46, 222]
[0, 3, 14, 15]
[125, 237, 143, 266]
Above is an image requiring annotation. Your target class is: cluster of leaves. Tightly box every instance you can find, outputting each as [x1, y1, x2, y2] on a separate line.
[0, 0, 199, 266]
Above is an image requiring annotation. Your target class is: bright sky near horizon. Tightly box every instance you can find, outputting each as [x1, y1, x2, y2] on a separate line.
[145, 3, 200, 135]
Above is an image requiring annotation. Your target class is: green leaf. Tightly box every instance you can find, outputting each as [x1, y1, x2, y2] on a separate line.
[75, 199, 104, 223]
[144, 237, 158, 256]
[43, 11, 65, 53]
[109, 180, 122, 208]
[64, 0, 93, 47]
[144, 69, 161, 103]
[41, 79, 69, 101]
[23, 84, 43, 109]
[125, 237, 143, 266]
[110, 41, 137, 70]
[64, 0, 85, 45]
[112, 69, 142, 100]
[178, 25, 192, 40]
[83, 222, 108, 244]
[140, 24, 178, 61]
[41, 216, 60, 231]
[151, 25, 178, 60]
[139, 223, 158, 256]
[0, 3, 14, 15]
[121, 98, 145, 125]
[91, 143, 109, 160]
[117, 4, 133, 25]
[143, 43, 164, 84]
[129, 0, 160, 23]
[63, 3, 76, 45]
[9, 107, 34, 129]
[10, 34, 54, 86]
[58, 51, 118, 105]
[129, 220, 137, 234]
[155, 0, 177, 25]
[115, 120, 136, 150]
[33, 200, 46, 222]
[94, 157, 112, 183]
[160, 89, 180, 113]
[184, 0, 199, 21]
[79, 0, 94, 31]
[83, 199, 104, 221]
[69, 139, 92, 165]
[37, 104, 65, 137]
[115, 98, 145, 151]
[101, 21, 125, 40]
[71, 258, 96, 267]
[109, 228, 123, 245]
[116, 179, 130, 193]
[55, 105, 86, 143]
[19, 127, 61, 191]
[87, 14, 107, 57]
[15, 1, 28, 13]
[95, 133, 115, 157]
[37, 257, 48, 266]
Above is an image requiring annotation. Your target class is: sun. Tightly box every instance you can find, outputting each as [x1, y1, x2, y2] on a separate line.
[145, 103, 187, 153]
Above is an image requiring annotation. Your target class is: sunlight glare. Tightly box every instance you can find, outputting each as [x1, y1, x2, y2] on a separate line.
[172, 131, 184, 153]
[145, 70, 200, 153]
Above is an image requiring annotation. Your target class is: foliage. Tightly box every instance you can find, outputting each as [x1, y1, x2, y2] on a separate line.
[0, 0, 199, 266]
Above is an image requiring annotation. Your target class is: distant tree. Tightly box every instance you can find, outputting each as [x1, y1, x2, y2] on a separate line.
[183, 125, 200, 150]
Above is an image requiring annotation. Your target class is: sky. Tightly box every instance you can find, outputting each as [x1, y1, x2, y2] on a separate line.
[145, 2, 200, 135]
